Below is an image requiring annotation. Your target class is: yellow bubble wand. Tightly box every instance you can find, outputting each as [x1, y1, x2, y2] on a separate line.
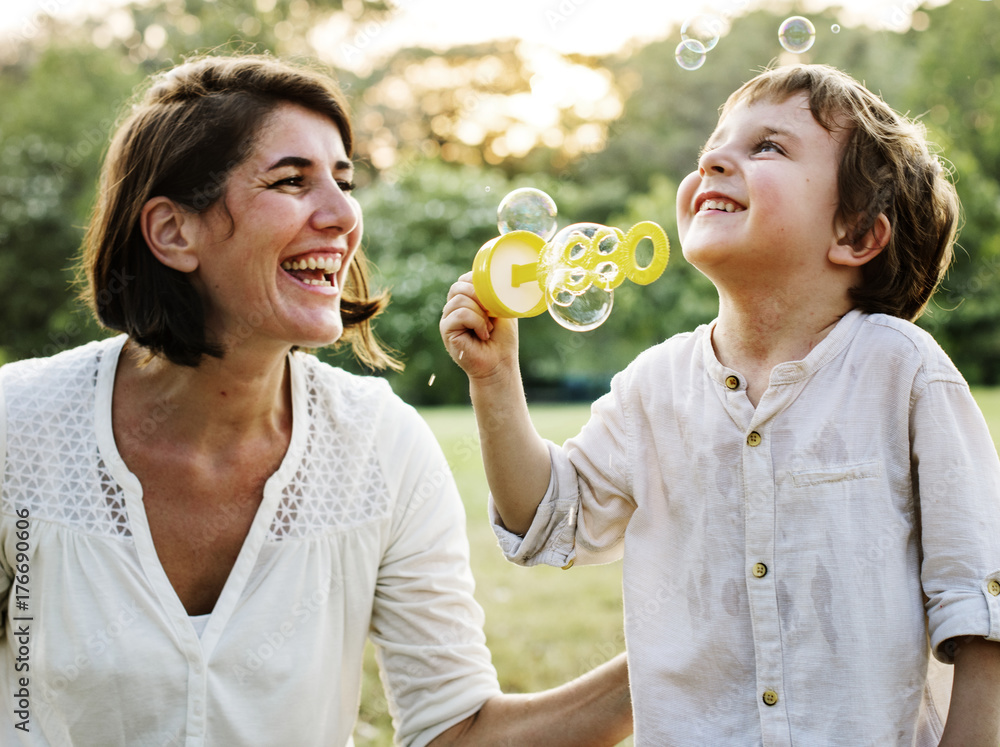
[472, 188, 670, 331]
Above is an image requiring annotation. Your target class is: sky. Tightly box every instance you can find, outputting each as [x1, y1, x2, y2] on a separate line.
[0, 0, 948, 56]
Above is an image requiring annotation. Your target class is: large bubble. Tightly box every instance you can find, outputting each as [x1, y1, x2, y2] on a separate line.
[681, 14, 725, 52]
[675, 39, 707, 71]
[540, 223, 615, 331]
[497, 188, 558, 240]
[778, 16, 816, 53]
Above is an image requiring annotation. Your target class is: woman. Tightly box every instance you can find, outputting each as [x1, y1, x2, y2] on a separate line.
[0, 54, 630, 746]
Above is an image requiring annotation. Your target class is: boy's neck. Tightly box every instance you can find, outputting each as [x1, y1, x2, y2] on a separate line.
[711, 292, 853, 406]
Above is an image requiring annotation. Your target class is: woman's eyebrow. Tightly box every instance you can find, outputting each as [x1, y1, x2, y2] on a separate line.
[266, 155, 354, 173]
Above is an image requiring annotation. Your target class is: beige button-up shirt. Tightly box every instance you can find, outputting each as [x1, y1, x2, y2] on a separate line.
[494, 310, 1000, 746]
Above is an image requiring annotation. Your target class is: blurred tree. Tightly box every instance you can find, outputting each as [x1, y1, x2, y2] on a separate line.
[901, 0, 1000, 382]
[0, 42, 140, 363]
[4, 0, 1000, 400]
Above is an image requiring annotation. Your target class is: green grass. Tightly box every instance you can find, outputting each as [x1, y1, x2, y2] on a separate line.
[354, 394, 1000, 745]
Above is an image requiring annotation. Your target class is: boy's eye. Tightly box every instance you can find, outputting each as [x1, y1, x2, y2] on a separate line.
[337, 180, 357, 193]
[754, 139, 783, 154]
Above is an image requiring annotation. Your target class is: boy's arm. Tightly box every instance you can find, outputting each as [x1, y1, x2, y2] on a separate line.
[939, 636, 1000, 746]
[440, 273, 550, 535]
[428, 652, 632, 747]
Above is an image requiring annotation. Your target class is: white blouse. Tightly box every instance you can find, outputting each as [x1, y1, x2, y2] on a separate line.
[0, 335, 500, 746]
[494, 310, 1000, 746]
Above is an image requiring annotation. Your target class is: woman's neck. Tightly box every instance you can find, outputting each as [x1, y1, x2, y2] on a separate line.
[114, 340, 293, 454]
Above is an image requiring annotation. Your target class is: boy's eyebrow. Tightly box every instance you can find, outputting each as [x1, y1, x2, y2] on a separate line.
[698, 124, 800, 159]
[266, 155, 354, 174]
[757, 125, 799, 143]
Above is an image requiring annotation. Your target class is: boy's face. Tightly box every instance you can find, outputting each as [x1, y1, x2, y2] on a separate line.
[676, 92, 846, 287]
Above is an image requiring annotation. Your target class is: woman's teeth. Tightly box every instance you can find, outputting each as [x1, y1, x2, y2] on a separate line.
[281, 256, 343, 272]
[281, 255, 343, 287]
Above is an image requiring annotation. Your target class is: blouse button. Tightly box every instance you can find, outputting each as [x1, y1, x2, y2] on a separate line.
[725, 375, 740, 390]
[988, 579, 1000, 596]
[747, 431, 762, 447]
[762, 690, 779, 706]
[752, 563, 768, 578]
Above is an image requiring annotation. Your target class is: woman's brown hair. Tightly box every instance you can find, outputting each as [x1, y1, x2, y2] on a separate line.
[80, 53, 400, 370]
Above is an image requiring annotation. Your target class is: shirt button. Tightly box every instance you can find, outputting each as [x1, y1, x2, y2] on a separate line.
[725, 375, 740, 390]
[762, 690, 779, 706]
[747, 431, 762, 447]
[752, 563, 768, 578]
[988, 579, 1000, 596]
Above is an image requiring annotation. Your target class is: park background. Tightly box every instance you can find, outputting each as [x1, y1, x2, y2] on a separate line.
[1, 0, 999, 743]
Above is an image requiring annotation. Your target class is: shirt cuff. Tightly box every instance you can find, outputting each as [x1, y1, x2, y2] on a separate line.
[928, 569, 1000, 662]
[489, 441, 579, 568]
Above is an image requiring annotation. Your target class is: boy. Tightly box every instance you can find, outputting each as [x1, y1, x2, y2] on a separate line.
[440, 64, 1000, 745]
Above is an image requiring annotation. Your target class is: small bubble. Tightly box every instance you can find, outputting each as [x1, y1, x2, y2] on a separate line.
[485, 186, 491, 192]
[778, 16, 816, 53]
[680, 14, 725, 52]
[675, 39, 707, 71]
[831, 23, 841, 33]
[428, 374, 436, 386]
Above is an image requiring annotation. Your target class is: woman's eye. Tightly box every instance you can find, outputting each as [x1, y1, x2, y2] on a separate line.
[337, 180, 357, 193]
[271, 176, 304, 188]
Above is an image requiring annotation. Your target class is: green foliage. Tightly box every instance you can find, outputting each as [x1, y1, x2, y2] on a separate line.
[901, 0, 1000, 382]
[0, 43, 141, 362]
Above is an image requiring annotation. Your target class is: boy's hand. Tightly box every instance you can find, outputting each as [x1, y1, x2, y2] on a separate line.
[440, 272, 520, 382]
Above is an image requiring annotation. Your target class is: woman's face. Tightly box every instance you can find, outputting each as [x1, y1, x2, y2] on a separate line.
[188, 102, 361, 357]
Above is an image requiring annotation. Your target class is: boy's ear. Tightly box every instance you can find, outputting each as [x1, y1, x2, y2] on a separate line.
[830, 212, 891, 268]
[140, 197, 201, 273]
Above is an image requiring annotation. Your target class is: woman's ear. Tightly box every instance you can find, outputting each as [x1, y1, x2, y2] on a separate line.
[830, 212, 891, 267]
[140, 197, 200, 273]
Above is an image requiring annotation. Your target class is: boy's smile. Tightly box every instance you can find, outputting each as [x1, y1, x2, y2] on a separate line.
[676, 92, 845, 289]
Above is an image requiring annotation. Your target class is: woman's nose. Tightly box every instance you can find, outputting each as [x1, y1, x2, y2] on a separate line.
[314, 183, 359, 234]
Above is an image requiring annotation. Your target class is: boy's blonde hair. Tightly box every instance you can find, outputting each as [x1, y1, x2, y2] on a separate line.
[722, 64, 959, 322]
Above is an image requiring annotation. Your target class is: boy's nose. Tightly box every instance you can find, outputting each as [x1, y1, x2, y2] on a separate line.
[698, 147, 730, 176]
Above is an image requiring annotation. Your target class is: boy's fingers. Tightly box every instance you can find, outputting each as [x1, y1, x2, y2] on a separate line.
[446, 274, 479, 305]
[441, 294, 494, 342]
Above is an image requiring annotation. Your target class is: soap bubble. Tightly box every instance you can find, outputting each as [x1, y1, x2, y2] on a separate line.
[831, 23, 841, 33]
[497, 188, 558, 240]
[681, 14, 725, 52]
[545, 273, 614, 332]
[779, 16, 816, 53]
[675, 39, 707, 71]
[540, 222, 616, 331]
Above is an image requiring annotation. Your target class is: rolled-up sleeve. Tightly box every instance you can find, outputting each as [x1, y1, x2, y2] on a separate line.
[913, 374, 1000, 661]
[490, 371, 636, 569]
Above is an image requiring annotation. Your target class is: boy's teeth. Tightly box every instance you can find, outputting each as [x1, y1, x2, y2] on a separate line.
[701, 199, 742, 213]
